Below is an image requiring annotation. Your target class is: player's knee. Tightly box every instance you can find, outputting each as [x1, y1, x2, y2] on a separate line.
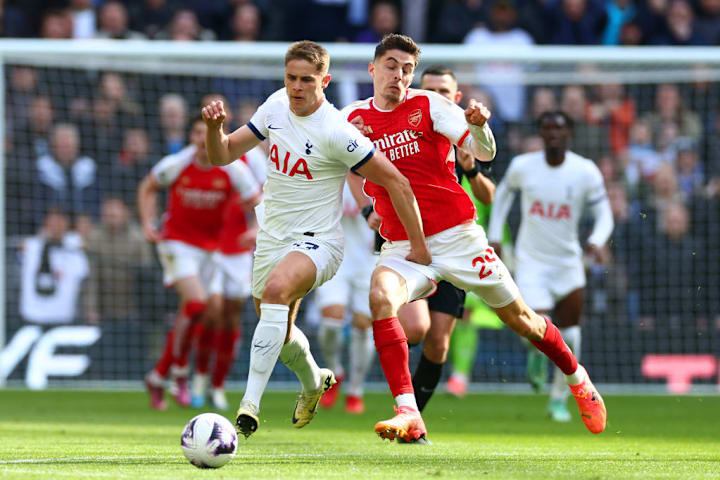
[261, 278, 292, 305]
[183, 300, 207, 320]
[368, 285, 396, 317]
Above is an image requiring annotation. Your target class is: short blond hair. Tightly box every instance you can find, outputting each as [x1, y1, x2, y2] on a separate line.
[285, 41, 330, 75]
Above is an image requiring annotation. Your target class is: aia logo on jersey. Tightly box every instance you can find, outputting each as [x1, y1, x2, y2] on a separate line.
[529, 201, 571, 220]
[408, 109, 422, 128]
[269, 144, 313, 180]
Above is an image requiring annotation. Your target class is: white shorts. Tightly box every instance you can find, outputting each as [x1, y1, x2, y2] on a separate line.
[314, 249, 375, 319]
[378, 222, 519, 309]
[157, 240, 216, 288]
[208, 251, 254, 300]
[514, 255, 586, 311]
[251, 228, 344, 300]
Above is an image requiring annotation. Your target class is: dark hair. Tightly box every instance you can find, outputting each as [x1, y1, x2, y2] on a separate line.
[421, 65, 456, 82]
[374, 34, 420, 66]
[285, 40, 330, 75]
[537, 110, 574, 130]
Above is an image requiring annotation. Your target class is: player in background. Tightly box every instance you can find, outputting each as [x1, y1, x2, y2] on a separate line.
[344, 34, 607, 442]
[201, 40, 428, 439]
[487, 110, 613, 422]
[314, 182, 377, 414]
[190, 94, 267, 411]
[138, 116, 261, 411]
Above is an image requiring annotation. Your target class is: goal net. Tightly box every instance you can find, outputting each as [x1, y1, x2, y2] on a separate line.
[2, 40, 719, 393]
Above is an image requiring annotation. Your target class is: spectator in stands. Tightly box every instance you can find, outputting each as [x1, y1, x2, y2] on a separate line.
[561, 85, 610, 157]
[354, 1, 400, 43]
[16, 96, 54, 161]
[625, 119, 663, 190]
[35, 123, 100, 227]
[69, 0, 96, 39]
[102, 128, 154, 210]
[0, 1, 30, 37]
[695, 0, 720, 44]
[618, 20, 645, 45]
[84, 196, 153, 324]
[130, 0, 178, 39]
[602, 0, 636, 44]
[587, 81, 635, 153]
[642, 83, 703, 150]
[155, 8, 216, 41]
[649, 163, 686, 224]
[40, 9, 72, 39]
[673, 138, 705, 198]
[7, 67, 38, 134]
[430, 0, 485, 43]
[543, 0, 608, 44]
[464, 0, 534, 123]
[20, 208, 89, 325]
[95, 1, 147, 40]
[156, 93, 188, 155]
[229, 3, 264, 41]
[650, 0, 710, 45]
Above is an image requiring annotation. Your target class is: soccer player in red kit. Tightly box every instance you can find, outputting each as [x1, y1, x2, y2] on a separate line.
[343, 34, 607, 442]
[138, 116, 261, 410]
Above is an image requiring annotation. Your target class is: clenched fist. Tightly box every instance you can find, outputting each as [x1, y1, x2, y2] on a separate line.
[202, 100, 227, 129]
[464, 98, 491, 127]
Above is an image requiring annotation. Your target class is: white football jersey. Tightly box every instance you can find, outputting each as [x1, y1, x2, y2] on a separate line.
[248, 88, 376, 239]
[488, 150, 608, 265]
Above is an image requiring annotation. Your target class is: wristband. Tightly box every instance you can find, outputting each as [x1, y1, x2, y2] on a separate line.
[463, 160, 481, 179]
[361, 204, 374, 221]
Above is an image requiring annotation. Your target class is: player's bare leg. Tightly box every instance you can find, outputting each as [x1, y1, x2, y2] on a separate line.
[524, 308, 550, 395]
[493, 295, 606, 434]
[546, 289, 584, 422]
[237, 252, 332, 438]
[318, 304, 346, 409]
[370, 267, 429, 442]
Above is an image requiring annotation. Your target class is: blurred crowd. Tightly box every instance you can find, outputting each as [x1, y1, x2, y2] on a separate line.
[2, 0, 720, 46]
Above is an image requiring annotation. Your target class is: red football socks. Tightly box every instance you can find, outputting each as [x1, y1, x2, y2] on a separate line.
[194, 324, 217, 375]
[531, 316, 578, 375]
[212, 328, 240, 388]
[373, 317, 413, 397]
[154, 330, 175, 377]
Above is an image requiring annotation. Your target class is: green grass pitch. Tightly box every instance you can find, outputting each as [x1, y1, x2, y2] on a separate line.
[1, 389, 719, 479]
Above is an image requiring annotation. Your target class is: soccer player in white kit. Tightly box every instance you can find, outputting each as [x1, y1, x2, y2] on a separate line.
[201, 41, 429, 439]
[314, 183, 377, 414]
[488, 110, 614, 422]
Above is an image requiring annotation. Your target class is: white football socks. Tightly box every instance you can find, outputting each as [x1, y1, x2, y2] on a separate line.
[348, 326, 375, 397]
[319, 317, 344, 376]
[242, 303, 288, 409]
[552, 325, 582, 400]
[279, 325, 322, 392]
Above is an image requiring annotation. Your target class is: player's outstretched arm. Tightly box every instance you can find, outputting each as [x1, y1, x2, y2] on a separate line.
[202, 100, 261, 166]
[462, 99, 496, 162]
[355, 151, 430, 266]
[137, 173, 162, 243]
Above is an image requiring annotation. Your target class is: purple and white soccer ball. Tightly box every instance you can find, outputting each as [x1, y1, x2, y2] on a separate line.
[181, 413, 238, 468]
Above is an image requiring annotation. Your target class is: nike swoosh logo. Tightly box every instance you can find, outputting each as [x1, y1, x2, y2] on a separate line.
[419, 387, 435, 393]
[268, 125, 281, 130]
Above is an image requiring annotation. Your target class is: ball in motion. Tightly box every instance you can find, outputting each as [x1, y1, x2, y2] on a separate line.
[181, 413, 238, 468]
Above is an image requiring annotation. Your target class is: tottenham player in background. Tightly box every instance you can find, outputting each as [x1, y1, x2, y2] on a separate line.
[488, 110, 613, 423]
[201, 40, 428, 439]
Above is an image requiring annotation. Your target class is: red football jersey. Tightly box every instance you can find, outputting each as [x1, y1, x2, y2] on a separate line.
[218, 155, 254, 255]
[152, 146, 259, 250]
[343, 89, 478, 241]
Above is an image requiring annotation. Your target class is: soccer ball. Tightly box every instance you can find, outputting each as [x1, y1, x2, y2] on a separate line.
[181, 413, 238, 468]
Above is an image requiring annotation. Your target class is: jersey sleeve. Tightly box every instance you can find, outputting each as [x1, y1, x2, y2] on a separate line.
[225, 161, 261, 201]
[486, 156, 522, 242]
[151, 146, 194, 187]
[584, 161, 607, 205]
[247, 88, 285, 141]
[327, 116, 376, 171]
